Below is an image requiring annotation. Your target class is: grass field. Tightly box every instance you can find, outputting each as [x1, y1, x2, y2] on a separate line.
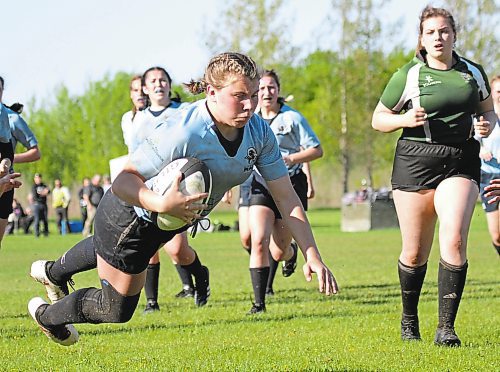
[0, 207, 498, 371]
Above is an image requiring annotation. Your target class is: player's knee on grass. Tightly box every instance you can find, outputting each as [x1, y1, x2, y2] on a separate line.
[82, 280, 140, 324]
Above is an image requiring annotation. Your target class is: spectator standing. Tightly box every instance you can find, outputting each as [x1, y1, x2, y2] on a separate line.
[32, 173, 50, 237]
[82, 174, 104, 236]
[78, 178, 90, 228]
[102, 175, 112, 194]
[52, 179, 71, 235]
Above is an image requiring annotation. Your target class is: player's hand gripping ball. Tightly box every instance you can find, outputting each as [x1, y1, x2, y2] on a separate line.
[148, 158, 212, 230]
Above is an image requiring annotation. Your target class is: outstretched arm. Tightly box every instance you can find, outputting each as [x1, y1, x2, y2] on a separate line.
[267, 175, 338, 295]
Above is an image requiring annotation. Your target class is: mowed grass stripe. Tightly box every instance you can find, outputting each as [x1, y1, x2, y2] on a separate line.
[0, 207, 498, 371]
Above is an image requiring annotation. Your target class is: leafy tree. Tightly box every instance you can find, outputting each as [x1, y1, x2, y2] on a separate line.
[204, 0, 298, 67]
[445, 0, 499, 74]
[326, 0, 392, 191]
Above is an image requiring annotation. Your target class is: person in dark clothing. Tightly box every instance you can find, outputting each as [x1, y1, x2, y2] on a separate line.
[78, 177, 90, 227]
[32, 173, 50, 237]
[6, 198, 34, 234]
[82, 174, 104, 236]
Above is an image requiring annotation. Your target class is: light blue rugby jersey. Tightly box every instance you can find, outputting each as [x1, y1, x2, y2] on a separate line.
[0, 104, 12, 143]
[129, 99, 287, 220]
[127, 101, 188, 153]
[480, 119, 500, 174]
[261, 104, 320, 176]
[7, 107, 38, 150]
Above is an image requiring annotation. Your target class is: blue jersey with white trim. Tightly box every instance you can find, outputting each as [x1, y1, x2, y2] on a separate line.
[0, 104, 12, 143]
[126, 101, 188, 153]
[481, 119, 500, 174]
[261, 104, 320, 176]
[7, 107, 38, 150]
[130, 100, 287, 219]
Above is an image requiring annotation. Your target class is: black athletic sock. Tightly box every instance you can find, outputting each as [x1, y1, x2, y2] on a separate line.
[398, 260, 427, 318]
[250, 267, 269, 306]
[266, 251, 279, 291]
[181, 251, 205, 286]
[438, 259, 468, 329]
[48, 237, 97, 284]
[144, 263, 160, 303]
[38, 281, 140, 326]
[175, 264, 194, 289]
[493, 243, 500, 256]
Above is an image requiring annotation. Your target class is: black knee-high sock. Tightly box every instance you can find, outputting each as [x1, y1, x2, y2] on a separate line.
[250, 267, 269, 306]
[175, 264, 194, 289]
[266, 251, 279, 291]
[48, 237, 97, 284]
[144, 263, 160, 303]
[38, 281, 140, 326]
[438, 259, 468, 329]
[398, 260, 427, 318]
[493, 243, 500, 256]
[181, 251, 205, 285]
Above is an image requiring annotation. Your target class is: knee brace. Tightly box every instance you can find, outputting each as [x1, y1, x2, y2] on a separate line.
[81, 280, 140, 324]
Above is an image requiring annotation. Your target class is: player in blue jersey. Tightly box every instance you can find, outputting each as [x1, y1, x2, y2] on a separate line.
[478, 75, 500, 256]
[372, 6, 495, 347]
[133, 67, 203, 313]
[0, 96, 20, 199]
[246, 70, 323, 313]
[121, 75, 147, 149]
[0, 76, 38, 246]
[27, 52, 337, 346]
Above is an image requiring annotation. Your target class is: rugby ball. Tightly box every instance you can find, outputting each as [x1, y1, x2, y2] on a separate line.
[148, 158, 212, 231]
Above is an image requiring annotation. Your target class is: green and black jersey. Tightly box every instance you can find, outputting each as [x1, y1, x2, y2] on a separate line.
[380, 52, 490, 144]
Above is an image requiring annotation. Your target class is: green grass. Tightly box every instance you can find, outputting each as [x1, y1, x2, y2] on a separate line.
[0, 207, 498, 371]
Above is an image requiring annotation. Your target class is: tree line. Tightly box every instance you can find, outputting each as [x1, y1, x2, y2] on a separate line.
[15, 0, 498, 197]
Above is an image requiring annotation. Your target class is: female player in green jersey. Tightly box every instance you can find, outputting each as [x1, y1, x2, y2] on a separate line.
[372, 6, 495, 347]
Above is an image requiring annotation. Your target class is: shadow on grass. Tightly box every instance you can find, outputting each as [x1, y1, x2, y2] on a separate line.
[6, 279, 497, 342]
[6, 303, 395, 341]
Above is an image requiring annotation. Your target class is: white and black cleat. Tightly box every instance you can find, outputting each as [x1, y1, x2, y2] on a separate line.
[28, 297, 79, 346]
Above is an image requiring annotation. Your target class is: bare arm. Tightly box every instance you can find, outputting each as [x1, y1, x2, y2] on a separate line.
[302, 162, 315, 199]
[474, 96, 496, 138]
[283, 145, 322, 167]
[267, 175, 338, 295]
[371, 101, 427, 133]
[0, 172, 22, 198]
[13, 145, 41, 164]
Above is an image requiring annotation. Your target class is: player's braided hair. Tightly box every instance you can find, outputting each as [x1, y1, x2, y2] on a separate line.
[6, 103, 23, 114]
[185, 52, 260, 95]
[416, 6, 457, 55]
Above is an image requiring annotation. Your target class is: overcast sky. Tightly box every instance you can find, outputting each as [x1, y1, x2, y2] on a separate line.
[1, 0, 440, 108]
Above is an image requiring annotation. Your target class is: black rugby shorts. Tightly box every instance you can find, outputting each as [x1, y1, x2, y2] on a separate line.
[93, 191, 187, 274]
[391, 138, 480, 191]
[249, 170, 308, 219]
[0, 141, 15, 219]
